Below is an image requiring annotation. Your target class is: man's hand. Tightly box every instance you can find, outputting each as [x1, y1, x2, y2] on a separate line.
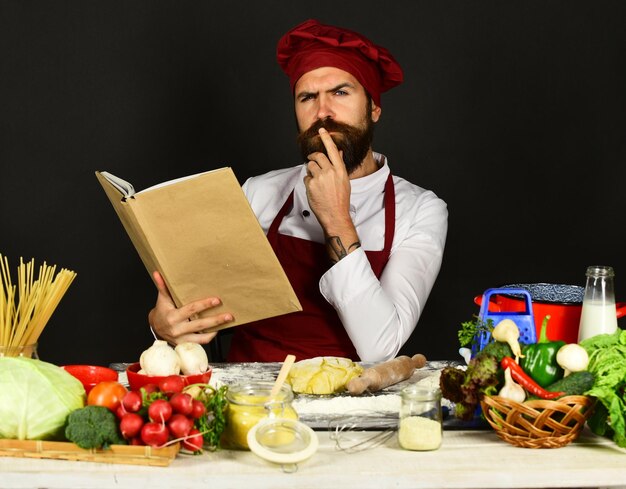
[304, 127, 361, 263]
[148, 271, 234, 345]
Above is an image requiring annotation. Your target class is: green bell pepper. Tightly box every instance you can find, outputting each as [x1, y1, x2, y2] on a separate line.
[520, 315, 565, 387]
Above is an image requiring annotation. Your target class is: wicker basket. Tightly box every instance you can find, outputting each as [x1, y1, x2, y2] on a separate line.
[480, 395, 595, 449]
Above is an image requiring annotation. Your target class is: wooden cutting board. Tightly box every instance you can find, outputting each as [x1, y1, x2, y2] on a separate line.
[0, 439, 179, 466]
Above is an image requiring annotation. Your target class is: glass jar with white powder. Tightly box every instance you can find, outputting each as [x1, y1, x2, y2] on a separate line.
[398, 385, 442, 451]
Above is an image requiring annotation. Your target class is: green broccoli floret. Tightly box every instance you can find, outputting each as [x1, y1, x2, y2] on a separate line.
[64, 405, 126, 449]
[479, 341, 514, 362]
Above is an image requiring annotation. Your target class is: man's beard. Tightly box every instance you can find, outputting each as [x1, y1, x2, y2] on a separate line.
[296, 115, 375, 175]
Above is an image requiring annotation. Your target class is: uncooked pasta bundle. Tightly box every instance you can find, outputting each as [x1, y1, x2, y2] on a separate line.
[0, 253, 76, 351]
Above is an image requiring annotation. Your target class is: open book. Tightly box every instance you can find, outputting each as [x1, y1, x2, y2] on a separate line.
[96, 168, 302, 332]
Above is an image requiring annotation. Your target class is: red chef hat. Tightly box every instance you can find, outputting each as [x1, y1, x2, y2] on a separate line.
[276, 19, 404, 106]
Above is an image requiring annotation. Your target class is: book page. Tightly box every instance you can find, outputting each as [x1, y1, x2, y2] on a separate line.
[138, 168, 224, 195]
[100, 168, 227, 198]
[100, 172, 136, 197]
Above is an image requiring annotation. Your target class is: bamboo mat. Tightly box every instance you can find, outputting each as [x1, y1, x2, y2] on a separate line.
[0, 439, 179, 467]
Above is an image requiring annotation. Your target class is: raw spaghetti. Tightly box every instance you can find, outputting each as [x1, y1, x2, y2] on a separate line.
[0, 253, 76, 353]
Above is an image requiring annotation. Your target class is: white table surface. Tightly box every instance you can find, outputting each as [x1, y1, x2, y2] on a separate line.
[4, 362, 625, 489]
[1, 426, 625, 489]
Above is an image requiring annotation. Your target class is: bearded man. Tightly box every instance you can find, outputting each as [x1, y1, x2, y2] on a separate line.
[149, 19, 448, 362]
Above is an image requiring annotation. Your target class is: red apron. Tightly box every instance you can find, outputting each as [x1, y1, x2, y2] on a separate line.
[228, 173, 395, 362]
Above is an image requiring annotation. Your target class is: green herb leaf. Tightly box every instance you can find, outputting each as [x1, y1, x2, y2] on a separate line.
[458, 316, 494, 347]
[194, 384, 229, 450]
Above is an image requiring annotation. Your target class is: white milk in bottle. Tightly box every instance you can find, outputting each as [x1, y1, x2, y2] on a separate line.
[578, 266, 618, 342]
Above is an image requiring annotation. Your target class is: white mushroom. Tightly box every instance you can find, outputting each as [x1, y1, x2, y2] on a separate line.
[556, 343, 589, 376]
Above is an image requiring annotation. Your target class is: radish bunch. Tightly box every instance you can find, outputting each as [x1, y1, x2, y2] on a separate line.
[115, 375, 207, 453]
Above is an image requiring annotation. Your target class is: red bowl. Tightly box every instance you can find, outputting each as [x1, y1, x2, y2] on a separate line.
[125, 362, 212, 392]
[62, 365, 119, 394]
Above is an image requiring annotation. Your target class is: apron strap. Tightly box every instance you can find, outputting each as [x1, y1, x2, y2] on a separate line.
[382, 173, 395, 256]
[268, 191, 294, 237]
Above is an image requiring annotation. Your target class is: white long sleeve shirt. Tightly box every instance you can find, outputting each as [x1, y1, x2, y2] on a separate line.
[242, 153, 448, 361]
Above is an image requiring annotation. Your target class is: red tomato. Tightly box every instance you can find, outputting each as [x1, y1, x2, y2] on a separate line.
[87, 381, 128, 412]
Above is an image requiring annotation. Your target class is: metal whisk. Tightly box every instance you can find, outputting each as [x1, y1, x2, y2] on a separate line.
[328, 410, 397, 453]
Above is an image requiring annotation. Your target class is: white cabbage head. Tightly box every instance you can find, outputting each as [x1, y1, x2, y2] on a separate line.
[0, 357, 85, 440]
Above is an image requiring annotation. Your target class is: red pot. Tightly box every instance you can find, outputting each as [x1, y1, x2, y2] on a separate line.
[474, 283, 626, 344]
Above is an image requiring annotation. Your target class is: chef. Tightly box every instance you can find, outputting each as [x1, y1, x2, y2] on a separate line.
[149, 19, 448, 362]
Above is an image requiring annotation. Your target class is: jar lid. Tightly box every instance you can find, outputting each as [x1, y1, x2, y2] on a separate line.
[247, 417, 319, 465]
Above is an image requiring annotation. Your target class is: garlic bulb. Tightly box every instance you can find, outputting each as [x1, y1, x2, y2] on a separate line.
[175, 342, 209, 375]
[139, 340, 180, 376]
[499, 367, 526, 403]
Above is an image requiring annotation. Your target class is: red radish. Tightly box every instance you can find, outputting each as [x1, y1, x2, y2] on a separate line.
[122, 391, 143, 412]
[169, 393, 193, 416]
[148, 399, 173, 423]
[120, 413, 144, 439]
[115, 404, 127, 420]
[167, 414, 193, 438]
[190, 399, 206, 419]
[182, 428, 203, 452]
[158, 375, 185, 395]
[141, 422, 169, 447]
[130, 436, 144, 446]
[141, 383, 159, 395]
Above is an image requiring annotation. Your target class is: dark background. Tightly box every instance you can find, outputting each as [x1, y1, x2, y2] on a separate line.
[1, 1, 625, 366]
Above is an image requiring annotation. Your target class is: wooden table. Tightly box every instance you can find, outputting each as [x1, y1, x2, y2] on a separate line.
[1, 426, 625, 489]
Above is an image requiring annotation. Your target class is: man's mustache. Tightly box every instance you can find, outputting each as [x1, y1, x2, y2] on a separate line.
[298, 118, 353, 143]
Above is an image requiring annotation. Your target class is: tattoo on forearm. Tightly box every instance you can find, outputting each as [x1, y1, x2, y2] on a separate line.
[326, 237, 361, 263]
[326, 236, 347, 263]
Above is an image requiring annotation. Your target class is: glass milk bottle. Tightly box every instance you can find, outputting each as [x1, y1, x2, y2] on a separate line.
[578, 265, 618, 341]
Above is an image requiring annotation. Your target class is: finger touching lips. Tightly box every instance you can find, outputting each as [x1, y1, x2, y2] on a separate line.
[318, 127, 331, 139]
[318, 128, 341, 160]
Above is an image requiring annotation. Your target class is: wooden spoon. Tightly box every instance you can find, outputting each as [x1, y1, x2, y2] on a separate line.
[270, 354, 296, 399]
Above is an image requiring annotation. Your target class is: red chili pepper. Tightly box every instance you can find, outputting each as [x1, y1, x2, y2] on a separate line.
[500, 357, 565, 399]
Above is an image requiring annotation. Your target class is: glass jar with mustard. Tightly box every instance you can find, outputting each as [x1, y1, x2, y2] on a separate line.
[221, 381, 298, 450]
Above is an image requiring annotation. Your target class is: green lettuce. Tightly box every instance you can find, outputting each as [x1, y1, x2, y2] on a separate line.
[0, 357, 86, 440]
[580, 329, 626, 448]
